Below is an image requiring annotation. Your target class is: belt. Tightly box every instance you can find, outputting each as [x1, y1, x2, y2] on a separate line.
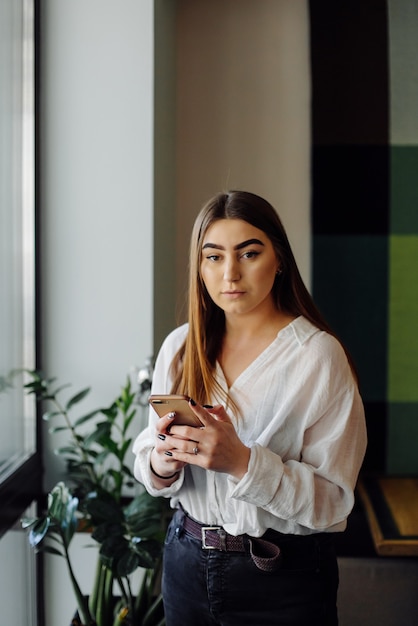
[183, 514, 246, 551]
[182, 514, 282, 572]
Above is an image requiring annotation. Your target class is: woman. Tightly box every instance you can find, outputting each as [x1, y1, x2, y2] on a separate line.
[133, 190, 367, 626]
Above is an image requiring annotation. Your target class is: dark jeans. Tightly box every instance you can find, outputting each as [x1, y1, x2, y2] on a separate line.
[162, 509, 339, 626]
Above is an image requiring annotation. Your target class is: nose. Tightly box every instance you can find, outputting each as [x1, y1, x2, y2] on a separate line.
[223, 257, 240, 282]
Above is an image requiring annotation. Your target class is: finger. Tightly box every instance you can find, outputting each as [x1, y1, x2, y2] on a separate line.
[184, 399, 217, 427]
[161, 435, 200, 457]
[155, 411, 176, 434]
[204, 404, 232, 423]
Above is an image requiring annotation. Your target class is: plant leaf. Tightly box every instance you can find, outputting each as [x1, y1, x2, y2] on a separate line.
[40, 545, 66, 558]
[65, 387, 91, 410]
[116, 549, 139, 576]
[86, 497, 123, 524]
[74, 409, 101, 426]
[21, 517, 37, 529]
[42, 410, 62, 421]
[132, 542, 159, 569]
[119, 439, 132, 459]
[48, 426, 71, 434]
[100, 405, 118, 420]
[142, 593, 165, 626]
[99, 534, 128, 570]
[84, 422, 112, 447]
[28, 517, 51, 547]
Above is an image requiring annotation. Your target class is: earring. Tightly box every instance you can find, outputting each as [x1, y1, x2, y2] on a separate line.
[276, 268, 282, 275]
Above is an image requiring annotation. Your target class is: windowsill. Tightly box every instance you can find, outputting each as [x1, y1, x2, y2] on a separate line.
[0, 453, 43, 538]
[357, 475, 418, 557]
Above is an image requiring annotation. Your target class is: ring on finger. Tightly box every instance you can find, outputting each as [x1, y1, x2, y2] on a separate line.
[192, 445, 199, 455]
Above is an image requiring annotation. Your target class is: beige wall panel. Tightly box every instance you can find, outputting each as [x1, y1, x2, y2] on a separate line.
[175, 0, 311, 313]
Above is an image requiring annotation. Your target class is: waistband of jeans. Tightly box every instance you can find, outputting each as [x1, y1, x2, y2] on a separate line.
[180, 511, 284, 572]
[179, 510, 333, 545]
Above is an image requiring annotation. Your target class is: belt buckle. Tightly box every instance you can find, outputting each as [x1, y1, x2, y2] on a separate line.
[201, 525, 222, 550]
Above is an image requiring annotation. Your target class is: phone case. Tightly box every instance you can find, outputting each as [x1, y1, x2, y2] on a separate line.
[148, 394, 203, 427]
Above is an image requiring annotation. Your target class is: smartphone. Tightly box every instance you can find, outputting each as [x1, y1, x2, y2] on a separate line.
[148, 394, 204, 427]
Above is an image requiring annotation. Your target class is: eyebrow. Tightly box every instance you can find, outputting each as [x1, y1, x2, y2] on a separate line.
[202, 238, 265, 251]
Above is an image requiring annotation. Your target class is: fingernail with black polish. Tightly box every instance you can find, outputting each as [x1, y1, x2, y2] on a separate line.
[158, 434, 166, 440]
[189, 398, 196, 406]
[203, 404, 213, 409]
[165, 450, 173, 457]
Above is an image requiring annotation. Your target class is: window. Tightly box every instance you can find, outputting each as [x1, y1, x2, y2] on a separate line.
[0, 0, 37, 480]
[0, 2, 41, 620]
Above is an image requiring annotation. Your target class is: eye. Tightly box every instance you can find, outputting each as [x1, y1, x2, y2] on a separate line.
[205, 254, 221, 262]
[241, 250, 260, 260]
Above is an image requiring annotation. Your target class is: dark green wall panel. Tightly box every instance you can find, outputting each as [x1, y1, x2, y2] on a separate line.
[388, 403, 418, 474]
[313, 235, 388, 402]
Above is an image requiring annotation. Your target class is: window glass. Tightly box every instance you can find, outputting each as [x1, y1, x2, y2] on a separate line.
[0, 0, 36, 480]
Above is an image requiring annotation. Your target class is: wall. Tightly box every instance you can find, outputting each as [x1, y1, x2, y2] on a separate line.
[153, 0, 177, 349]
[40, 1, 154, 623]
[154, 0, 311, 345]
[0, 524, 37, 625]
[40, 0, 154, 487]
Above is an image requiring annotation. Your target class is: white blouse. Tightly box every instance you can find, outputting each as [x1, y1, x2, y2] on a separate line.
[133, 316, 367, 537]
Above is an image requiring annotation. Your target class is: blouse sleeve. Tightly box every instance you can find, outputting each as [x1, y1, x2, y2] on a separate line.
[230, 341, 367, 531]
[132, 325, 188, 496]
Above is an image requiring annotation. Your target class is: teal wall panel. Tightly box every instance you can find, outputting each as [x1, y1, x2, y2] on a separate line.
[313, 235, 388, 403]
[391, 147, 418, 233]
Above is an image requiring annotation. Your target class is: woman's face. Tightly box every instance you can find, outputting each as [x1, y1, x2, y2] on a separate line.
[200, 219, 280, 318]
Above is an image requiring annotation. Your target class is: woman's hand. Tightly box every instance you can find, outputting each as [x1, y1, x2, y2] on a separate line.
[150, 411, 188, 484]
[160, 401, 250, 480]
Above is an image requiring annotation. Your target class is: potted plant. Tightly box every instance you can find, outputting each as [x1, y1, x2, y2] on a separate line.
[18, 369, 168, 626]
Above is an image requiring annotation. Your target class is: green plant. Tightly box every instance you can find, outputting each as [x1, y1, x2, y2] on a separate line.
[20, 370, 167, 626]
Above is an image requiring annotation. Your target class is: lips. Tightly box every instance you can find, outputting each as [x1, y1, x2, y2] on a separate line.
[222, 290, 246, 297]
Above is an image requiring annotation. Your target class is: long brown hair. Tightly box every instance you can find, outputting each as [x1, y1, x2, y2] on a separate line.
[170, 190, 357, 404]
